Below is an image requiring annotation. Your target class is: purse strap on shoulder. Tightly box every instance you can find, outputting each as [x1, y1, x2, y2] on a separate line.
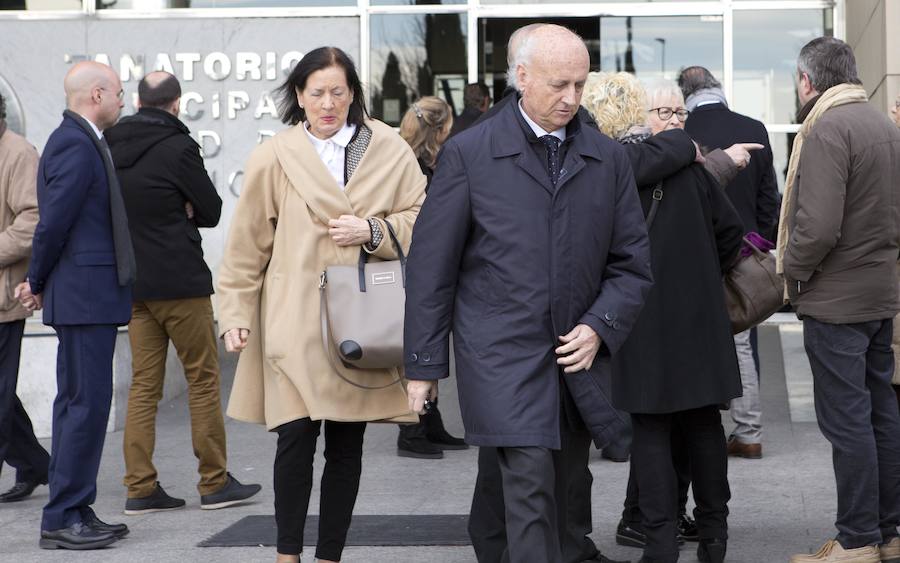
[645, 182, 664, 230]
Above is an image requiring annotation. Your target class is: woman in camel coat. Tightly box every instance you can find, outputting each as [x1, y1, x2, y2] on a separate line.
[217, 47, 424, 563]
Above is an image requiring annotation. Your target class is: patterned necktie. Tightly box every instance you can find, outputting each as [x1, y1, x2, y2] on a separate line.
[540, 134, 562, 186]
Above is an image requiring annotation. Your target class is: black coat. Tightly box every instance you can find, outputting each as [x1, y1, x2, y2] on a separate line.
[612, 145, 744, 414]
[106, 108, 221, 301]
[405, 99, 653, 449]
[449, 106, 483, 139]
[684, 103, 779, 240]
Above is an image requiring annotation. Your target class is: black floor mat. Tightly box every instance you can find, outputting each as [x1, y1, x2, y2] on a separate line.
[198, 514, 471, 547]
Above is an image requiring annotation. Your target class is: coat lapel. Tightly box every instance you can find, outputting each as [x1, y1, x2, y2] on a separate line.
[490, 101, 554, 196]
[272, 124, 354, 225]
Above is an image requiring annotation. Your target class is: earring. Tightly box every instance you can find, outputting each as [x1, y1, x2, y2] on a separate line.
[299, 104, 304, 109]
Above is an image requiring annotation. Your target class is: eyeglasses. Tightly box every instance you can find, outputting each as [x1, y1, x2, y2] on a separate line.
[650, 107, 689, 121]
[100, 87, 125, 101]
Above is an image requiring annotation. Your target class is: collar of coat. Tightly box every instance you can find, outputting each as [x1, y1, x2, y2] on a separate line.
[488, 97, 604, 194]
[270, 117, 413, 225]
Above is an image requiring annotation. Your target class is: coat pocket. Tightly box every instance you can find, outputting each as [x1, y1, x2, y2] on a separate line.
[261, 273, 290, 360]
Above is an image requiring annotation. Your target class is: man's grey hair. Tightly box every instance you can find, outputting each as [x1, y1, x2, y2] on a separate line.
[0, 93, 6, 121]
[677, 66, 722, 99]
[506, 23, 544, 92]
[798, 36, 861, 93]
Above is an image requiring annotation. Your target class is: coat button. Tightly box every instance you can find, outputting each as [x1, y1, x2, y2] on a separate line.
[410, 353, 418, 362]
[422, 353, 431, 362]
[613, 321, 620, 330]
[604, 312, 614, 321]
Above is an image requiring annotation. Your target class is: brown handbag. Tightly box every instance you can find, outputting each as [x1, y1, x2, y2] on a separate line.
[645, 185, 783, 335]
[723, 237, 784, 334]
[318, 221, 405, 388]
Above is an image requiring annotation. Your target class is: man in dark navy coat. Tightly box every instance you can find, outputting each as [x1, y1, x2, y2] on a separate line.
[16, 61, 135, 550]
[404, 25, 652, 563]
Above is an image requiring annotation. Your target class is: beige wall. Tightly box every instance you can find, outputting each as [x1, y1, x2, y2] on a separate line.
[847, 0, 900, 113]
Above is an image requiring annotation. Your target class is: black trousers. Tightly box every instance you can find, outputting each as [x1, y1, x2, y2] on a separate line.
[273, 418, 366, 560]
[622, 418, 692, 526]
[804, 317, 900, 548]
[631, 406, 730, 563]
[468, 411, 597, 563]
[0, 320, 50, 484]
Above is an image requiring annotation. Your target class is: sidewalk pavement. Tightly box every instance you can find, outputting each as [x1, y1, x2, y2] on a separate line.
[0, 325, 841, 562]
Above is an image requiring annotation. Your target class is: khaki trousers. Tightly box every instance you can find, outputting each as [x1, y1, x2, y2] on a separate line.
[123, 297, 227, 498]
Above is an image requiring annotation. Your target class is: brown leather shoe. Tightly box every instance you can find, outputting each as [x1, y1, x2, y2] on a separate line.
[726, 437, 762, 459]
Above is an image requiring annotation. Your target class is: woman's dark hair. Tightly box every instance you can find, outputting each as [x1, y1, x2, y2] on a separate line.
[275, 47, 368, 127]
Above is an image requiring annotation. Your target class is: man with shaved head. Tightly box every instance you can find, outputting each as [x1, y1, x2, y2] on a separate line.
[405, 25, 651, 562]
[16, 61, 134, 550]
[105, 71, 260, 516]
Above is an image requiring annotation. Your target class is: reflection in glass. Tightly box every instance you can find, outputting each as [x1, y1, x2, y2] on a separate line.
[97, 0, 353, 8]
[2, 0, 81, 10]
[733, 10, 831, 124]
[767, 131, 793, 193]
[371, 0, 463, 6]
[478, 17, 600, 102]
[370, 13, 467, 127]
[599, 16, 723, 81]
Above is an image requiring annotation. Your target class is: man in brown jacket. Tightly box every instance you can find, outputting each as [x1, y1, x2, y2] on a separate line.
[0, 92, 50, 503]
[781, 38, 900, 563]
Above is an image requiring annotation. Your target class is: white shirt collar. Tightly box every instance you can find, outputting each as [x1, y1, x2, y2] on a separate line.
[696, 100, 722, 107]
[303, 120, 356, 152]
[77, 113, 104, 140]
[518, 100, 565, 142]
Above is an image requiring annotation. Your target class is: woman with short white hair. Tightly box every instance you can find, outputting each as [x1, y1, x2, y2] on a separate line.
[582, 72, 744, 563]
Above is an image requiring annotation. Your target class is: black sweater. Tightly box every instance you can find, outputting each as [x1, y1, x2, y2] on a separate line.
[106, 108, 221, 301]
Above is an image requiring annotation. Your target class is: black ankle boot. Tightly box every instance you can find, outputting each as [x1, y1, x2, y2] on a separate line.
[398, 422, 443, 459]
[423, 400, 468, 450]
[697, 538, 727, 563]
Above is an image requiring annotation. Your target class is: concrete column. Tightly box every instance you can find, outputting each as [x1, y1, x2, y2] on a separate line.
[847, 0, 900, 112]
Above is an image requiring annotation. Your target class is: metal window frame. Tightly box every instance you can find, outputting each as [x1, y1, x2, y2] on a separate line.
[0, 0, 839, 133]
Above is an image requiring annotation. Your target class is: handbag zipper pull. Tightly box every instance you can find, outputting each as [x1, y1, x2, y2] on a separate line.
[319, 271, 327, 289]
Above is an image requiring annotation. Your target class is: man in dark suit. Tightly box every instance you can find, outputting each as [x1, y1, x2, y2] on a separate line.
[679, 66, 779, 460]
[405, 25, 652, 563]
[15, 61, 134, 550]
[105, 71, 260, 515]
[449, 82, 490, 138]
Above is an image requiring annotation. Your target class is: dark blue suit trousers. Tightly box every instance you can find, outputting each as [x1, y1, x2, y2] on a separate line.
[41, 325, 117, 530]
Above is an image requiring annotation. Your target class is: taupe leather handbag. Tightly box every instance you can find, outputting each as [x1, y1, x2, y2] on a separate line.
[723, 237, 784, 335]
[318, 221, 405, 388]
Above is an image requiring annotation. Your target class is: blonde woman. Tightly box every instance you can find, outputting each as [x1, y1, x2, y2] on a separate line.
[394, 96, 467, 459]
[399, 96, 453, 188]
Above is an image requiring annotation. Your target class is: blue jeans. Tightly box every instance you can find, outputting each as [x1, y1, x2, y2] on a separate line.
[804, 317, 900, 548]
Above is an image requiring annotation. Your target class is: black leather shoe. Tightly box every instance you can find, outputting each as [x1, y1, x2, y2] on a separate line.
[600, 447, 630, 463]
[677, 513, 699, 542]
[423, 402, 468, 450]
[697, 538, 727, 563]
[0, 479, 46, 503]
[39, 522, 118, 550]
[124, 482, 186, 515]
[616, 519, 685, 548]
[585, 552, 631, 562]
[616, 519, 647, 548]
[200, 473, 262, 510]
[82, 508, 129, 539]
[398, 424, 444, 459]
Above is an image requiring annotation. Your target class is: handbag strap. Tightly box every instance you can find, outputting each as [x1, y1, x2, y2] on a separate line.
[357, 219, 407, 292]
[645, 183, 664, 229]
[318, 277, 402, 390]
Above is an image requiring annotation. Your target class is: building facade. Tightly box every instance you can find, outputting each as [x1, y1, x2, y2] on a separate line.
[3, 0, 894, 277]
